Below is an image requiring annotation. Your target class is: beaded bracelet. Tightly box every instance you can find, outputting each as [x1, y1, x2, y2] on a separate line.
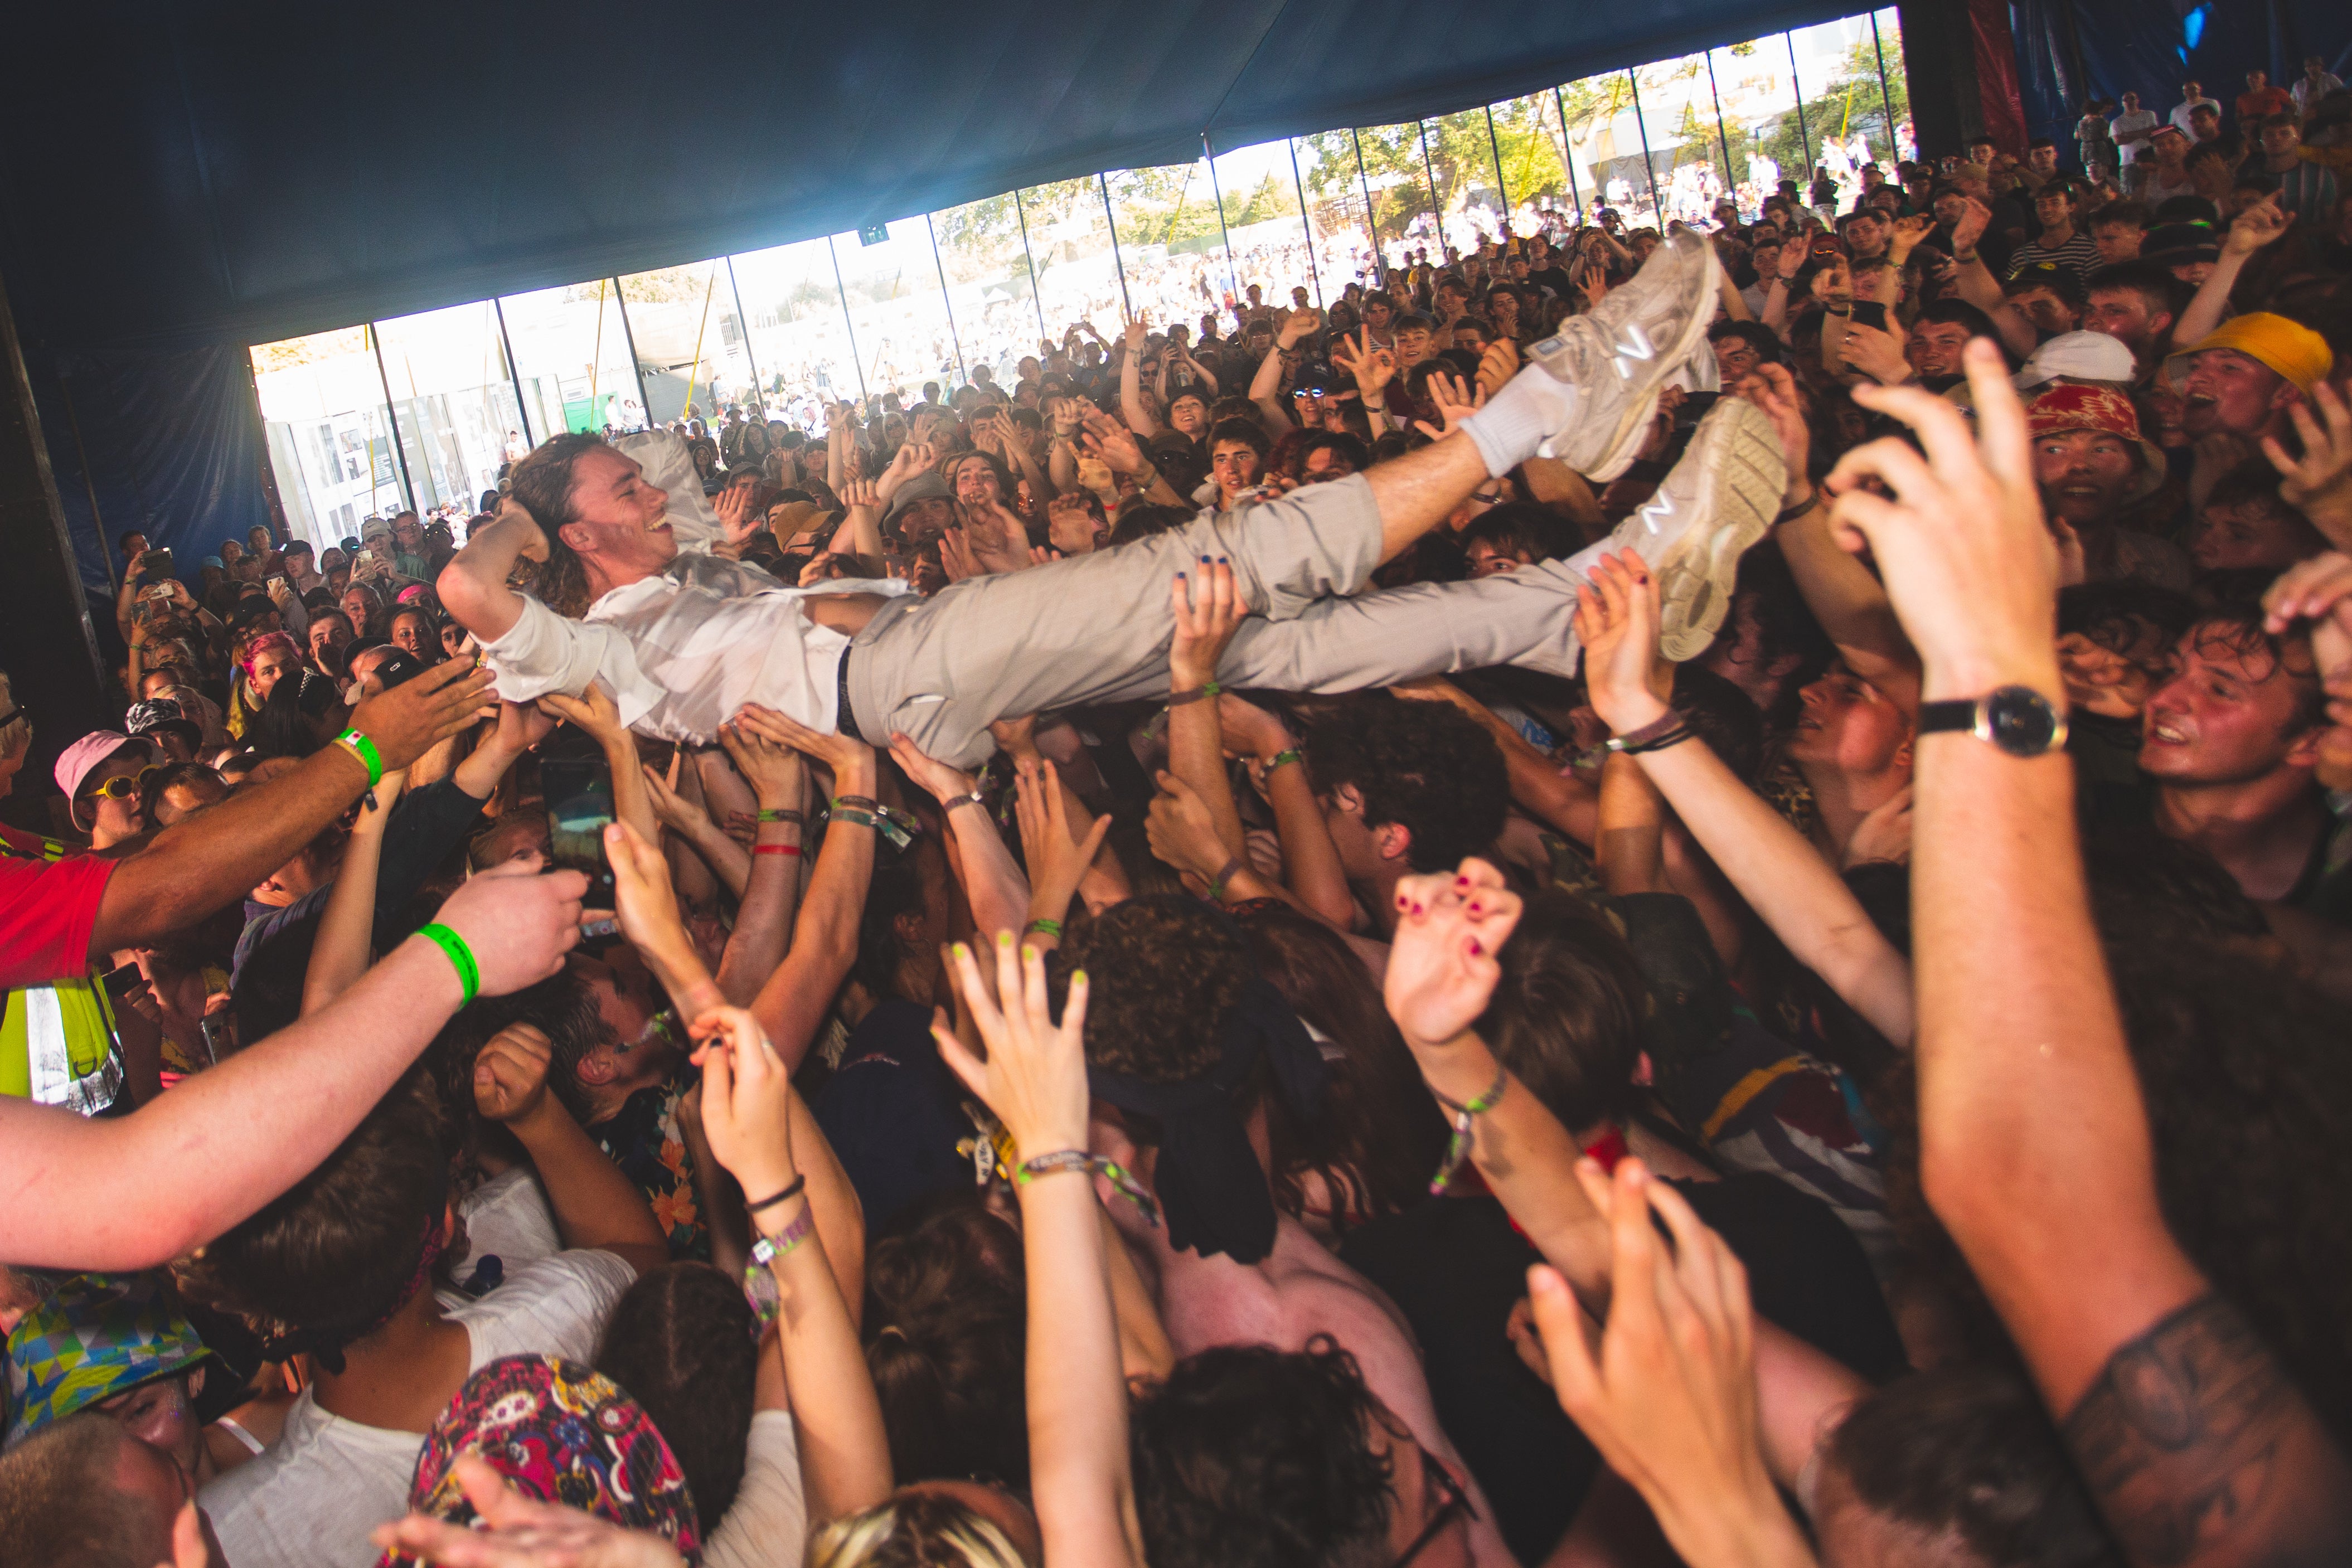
[416, 923, 481, 1005]
[1167, 681, 1224, 707]
[334, 728, 384, 788]
[1428, 1065, 1509, 1195]
[1264, 747, 1304, 773]
[1015, 1150, 1162, 1227]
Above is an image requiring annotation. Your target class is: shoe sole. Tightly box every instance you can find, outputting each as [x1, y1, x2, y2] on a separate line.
[1623, 399, 1786, 662]
[1546, 236, 1724, 483]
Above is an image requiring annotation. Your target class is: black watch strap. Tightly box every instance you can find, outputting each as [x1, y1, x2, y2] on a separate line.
[1918, 686, 2068, 757]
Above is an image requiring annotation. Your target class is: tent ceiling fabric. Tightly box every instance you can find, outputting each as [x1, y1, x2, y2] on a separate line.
[0, 0, 1850, 353]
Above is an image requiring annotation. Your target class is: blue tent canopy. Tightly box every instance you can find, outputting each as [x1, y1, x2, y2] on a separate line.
[0, 0, 1859, 355]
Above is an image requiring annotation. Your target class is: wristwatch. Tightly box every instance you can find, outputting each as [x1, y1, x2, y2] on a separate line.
[1916, 686, 2068, 757]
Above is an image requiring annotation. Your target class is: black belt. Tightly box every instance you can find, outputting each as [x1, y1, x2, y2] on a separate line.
[835, 644, 862, 742]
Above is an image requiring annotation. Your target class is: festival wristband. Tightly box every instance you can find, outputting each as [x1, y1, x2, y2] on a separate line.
[1024, 917, 1064, 939]
[1603, 708, 1685, 754]
[829, 805, 880, 830]
[832, 794, 879, 812]
[334, 729, 384, 788]
[745, 1174, 807, 1215]
[1207, 854, 1247, 901]
[1167, 681, 1223, 707]
[944, 789, 988, 814]
[1428, 1064, 1510, 1195]
[416, 923, 481, 1005]
[1264, 747, 1304, 773]
[754, 843, 802, 857]
[754, 808, 804, 824]
[1015, 1150, 1161, 1227]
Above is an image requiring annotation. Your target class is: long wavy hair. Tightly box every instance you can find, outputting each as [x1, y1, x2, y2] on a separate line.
[506, 432, 610, 618]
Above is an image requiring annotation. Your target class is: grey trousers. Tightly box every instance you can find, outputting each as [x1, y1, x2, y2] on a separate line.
[844, 475, 1595, 768]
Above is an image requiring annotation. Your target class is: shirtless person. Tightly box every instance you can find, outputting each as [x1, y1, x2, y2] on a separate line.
[439, 231, 1782, 766]
[1056, 895, 1511, 1568]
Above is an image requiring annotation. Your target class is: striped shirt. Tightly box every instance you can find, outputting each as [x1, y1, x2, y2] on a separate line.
[2007, 231, 2103, 285]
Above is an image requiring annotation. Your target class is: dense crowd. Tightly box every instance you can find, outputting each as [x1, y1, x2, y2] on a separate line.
[5, 64, 2352, 1568]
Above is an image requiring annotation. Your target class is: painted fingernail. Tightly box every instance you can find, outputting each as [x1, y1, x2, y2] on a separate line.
[1022, 945, 1038, 963]
[1456, 874, 1471, 886]
[1396, 893, 1410, 910]
[1467, 938, 1483, 956]
[997, 930, 1014, 948]
[952, 943, 969, 960]
[1467, 901, 1483, 916]
[1072, 969, 1089, 986]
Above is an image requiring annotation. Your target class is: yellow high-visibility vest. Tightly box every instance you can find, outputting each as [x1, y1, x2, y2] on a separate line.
[0, 833, 124, 1113]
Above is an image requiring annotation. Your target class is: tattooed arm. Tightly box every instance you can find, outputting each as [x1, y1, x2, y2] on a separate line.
[1831, 344, 2352, 1567]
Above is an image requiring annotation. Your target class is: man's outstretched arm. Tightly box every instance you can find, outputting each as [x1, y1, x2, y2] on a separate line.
[4, 866, 586, 1270]
[1834, 343, 2352, 1566]
[86, 660, 494, 960]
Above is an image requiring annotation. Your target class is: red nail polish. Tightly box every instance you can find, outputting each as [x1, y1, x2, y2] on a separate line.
[1468, 938, 1483, 956]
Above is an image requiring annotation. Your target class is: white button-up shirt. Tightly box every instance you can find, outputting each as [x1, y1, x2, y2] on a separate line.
[480, 554, 908, 743]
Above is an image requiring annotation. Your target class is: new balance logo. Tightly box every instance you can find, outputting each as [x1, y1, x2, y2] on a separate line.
[1611, 324, 1655, 381]
[1637, 491, 1675, 536]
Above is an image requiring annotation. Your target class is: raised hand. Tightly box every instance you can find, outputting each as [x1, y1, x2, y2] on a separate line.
[732, 701, 877, 785]
[1168, 557, 1247, 688]
[2261, 381, 2352, 547]
[1889, 213, 1933, 259]
[887, 731, 977, 805]
[1077, 405, 1147, 475]
[1330, 328, 1395, 398]
[1013, 759, 1112, 913]
[692, 1004, 798, 1211]
[714, 482, 762, 551]
[639, 750, 716, 838]
[1527, 1159, 1806, 1568]
[1277, 308, 1322, 348]
[939, 526, 986, 584]
[717, 714, 808, 810]
[472, 1022, 555, 1126]
[352, 657, 498, 770]
[931, 934, 1091, 1161]
[535, 683, 628, 748]
[2223, 191, 2292, 259]
[1733, 365, 1813, 504]
[1475, 338, 1521, 400]
[371, 1454, 687, 1568]
[1950, 196, 1991, 258]
[1825, 338, 2060, 697]
[1046, 491, 1103, 555]
[1143, 771, 1233, 885]
[1382, 856, 1522, 1050]
[1572, 550, 1674, 735]
[1840, 320, 1913, 387]
[428, 860, 588, 996]
[1412, 371, 1487, 441]
[1124, 316, 1150, 353]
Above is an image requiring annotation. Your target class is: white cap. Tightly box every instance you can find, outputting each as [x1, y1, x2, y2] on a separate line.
[2012, 331, 2136, 389]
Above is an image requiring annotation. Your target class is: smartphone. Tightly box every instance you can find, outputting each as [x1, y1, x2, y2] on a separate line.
[145, 547, 174, 578]
[540, 756, 617, 905]
[145, 584, 174, 601]
[1850, 300, 1889, 332]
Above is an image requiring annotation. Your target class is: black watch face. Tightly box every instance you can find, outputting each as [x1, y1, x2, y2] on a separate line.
[1985, 687, 2062, 756]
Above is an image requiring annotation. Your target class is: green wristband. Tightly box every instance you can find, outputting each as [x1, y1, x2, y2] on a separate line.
[335, 729, 384, 788]
[1024, 918, 1064, 939]
[1265, 748, 1304, 773]
[417, 923, 481, 1005]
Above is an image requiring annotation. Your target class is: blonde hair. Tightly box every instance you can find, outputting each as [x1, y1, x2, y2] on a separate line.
[806, 1491, 1030, 1568]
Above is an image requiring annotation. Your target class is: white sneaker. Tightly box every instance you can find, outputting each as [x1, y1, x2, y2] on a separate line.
[1605, 397, 1786, 661]
[1524, 229, 1721, 482]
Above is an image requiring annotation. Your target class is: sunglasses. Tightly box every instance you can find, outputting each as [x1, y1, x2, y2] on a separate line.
[83, 764, 168, 804]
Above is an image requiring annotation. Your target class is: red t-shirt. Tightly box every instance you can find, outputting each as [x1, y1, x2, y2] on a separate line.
[2238, 86, 2292, 121]
[0, 824, 115, 991]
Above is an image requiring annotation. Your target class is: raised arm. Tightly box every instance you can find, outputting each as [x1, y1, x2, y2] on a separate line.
[437, 499, 548, 644]
[87, 659, 494, 959]
[710, 718, 811, 1007]
[1165, 560, 1249, 857]
[473, 1021, 670, 1278]
[1576, 550, 1915, 1045]
[1, 866, 586, 1270]
[1945, 199, 2038, 362]
[2174, 194, 2289, 351]
[1121, 319, 1162, 439]
[888, 733, 1030, 941]
[1831, 342, 2352, 1566]
[1221, 695, 1357, 930]
[300, 770, 409, 1014]
[936, 939, 1145, 1568]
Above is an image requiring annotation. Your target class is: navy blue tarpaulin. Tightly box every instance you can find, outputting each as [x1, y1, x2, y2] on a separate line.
[2, 1, 2347, 592]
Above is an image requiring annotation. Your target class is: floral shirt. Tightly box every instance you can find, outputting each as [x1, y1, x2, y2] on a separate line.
[588, 1065, 708, 1261]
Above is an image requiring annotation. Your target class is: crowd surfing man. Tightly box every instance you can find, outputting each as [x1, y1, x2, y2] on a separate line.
[5, 109, 2352, 1568]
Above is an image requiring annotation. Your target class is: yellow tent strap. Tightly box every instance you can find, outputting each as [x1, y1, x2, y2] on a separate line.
[683, 262, 717, 421]
[589, 279, 608, 416]
[365, 324, 381, 499]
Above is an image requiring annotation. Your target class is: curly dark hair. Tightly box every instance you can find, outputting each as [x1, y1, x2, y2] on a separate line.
[1475, 889, 1651, 1133]
[1825, 1362, 2121, 1567]
[861, 1193, 1031, 1493]
[2180, 607, 2323, 734]
[1049, 895, 1252, 1084]
[1131, 1339, 1394, 1568]
[595, 1263, 758, 1520]
[505, 432, 610, 617]
[173, 1074, 448, 1351]
[1303, 696, 1507, 873]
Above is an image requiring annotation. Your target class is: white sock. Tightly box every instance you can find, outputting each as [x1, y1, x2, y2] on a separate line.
[1461, 368, 1579, 478]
